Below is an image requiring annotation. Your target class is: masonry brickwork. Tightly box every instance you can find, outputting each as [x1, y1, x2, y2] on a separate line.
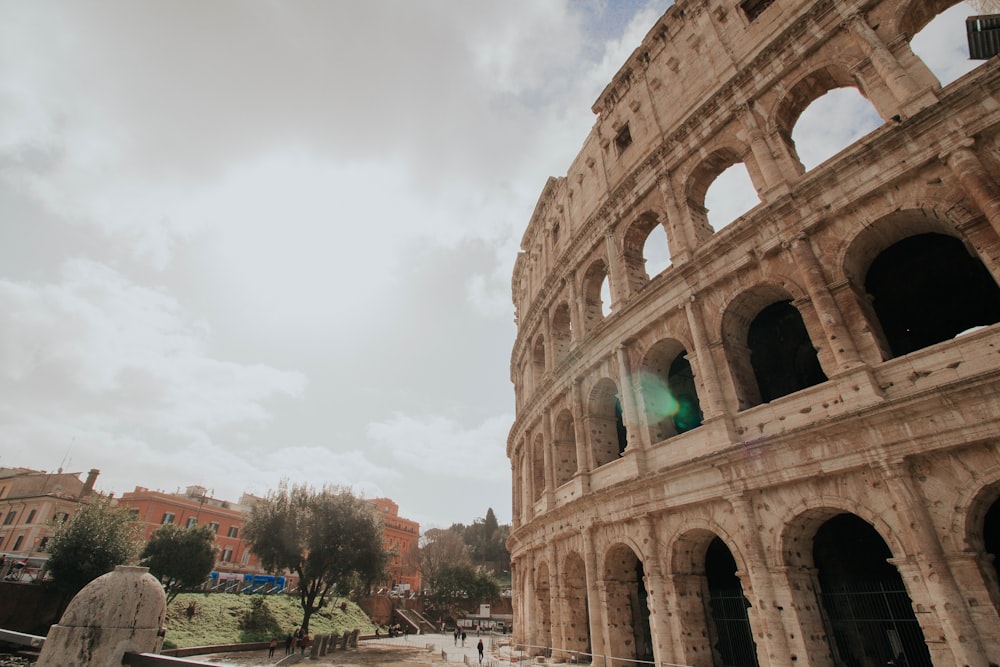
[507, 1, 1000, 665]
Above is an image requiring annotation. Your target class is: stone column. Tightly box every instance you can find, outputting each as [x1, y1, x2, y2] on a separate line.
[657, 174, 696, 264]
[582, 527, 608, 661]
[684, 299, 727, 418]
[876, 461, 990, 666]
[728, 495, 794, 666]
[542, 407, 556, 508]
[604, 231, 628, 309]
[546, 542, 567, 660]
[776, 565, 835, 666]
[787, 235, 863, 370]
[566, 278, 582, 343]
[616, 344, 648, 472]
[639, 516, 677, 667]
[733, 103, 784, 194]
[37, 565, 166, 667]
[941, 140, 1000, 239]
[843, 13, 926, 114]
[571, 379, 592, 478]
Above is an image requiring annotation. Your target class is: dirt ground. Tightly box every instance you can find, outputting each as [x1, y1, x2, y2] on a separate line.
[201, 642, 446, 667]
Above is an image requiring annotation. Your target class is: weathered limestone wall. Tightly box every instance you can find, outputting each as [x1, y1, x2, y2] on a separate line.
[507, 0, 1000, 665]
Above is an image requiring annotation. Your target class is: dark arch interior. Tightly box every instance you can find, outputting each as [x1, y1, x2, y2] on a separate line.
[614, 398, 627, 455]
[632, 559, 653, 663]
[813, 514, 931, 667]
[705, 537, 759, 667]
[865, 233, 1000, 358]
[747, 300, 827, 402]
[985, 497, 1000, 588]
[667, 354, 703, 433]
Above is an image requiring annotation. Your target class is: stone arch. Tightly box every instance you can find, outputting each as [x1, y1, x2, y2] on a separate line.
[581, 259, 610, 334]
[561, 549, 591, 657]
[954, 471, 1000, 615]
[894, 0, 960, 41]
[532, 333, 547, 388]
[668, 528, 759, 667]
[553, 409, 578, 487]
[771, 62, 881, 169]
[719, 282, 827, 410]
[534, 560, 553, 653]
[684, 144, 757, 235]
[587, 377, 627, 468]
[602, 542, 653, 666]
[638, 338, 704, 444]
[551, 302, 573, 365]
[841, 210, 1000, 360]
[622, 211, 669, 294]
[531, 433, 545, 503]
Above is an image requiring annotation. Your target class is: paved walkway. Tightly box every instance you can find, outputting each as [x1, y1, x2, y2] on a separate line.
[366, 632, 518, 666]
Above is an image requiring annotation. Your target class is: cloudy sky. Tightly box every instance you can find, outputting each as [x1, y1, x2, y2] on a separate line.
[0, 1, 977, 529]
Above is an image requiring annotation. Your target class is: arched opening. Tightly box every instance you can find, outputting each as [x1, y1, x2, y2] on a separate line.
[791, 87, 882, 171]
[985, 497, 1000, 598]
[705, 537, 759, 667]
[532, 334, 547, 387]
[603, 545, 653, 667]
[588, 379, 627, 468]
[553, 409, 578, 487]
[814, 514, 932, 667]
[747, 300, 827, 403]
[864, 233, 1000, 358]
[582, 260, 609, 333]
[601, 276, 612, 317]
[704, 163, 758, 232]
[623, 213, 670, 294]
[532, 434, 546, 503]
[552, 303, 573, 365]
[908, 2, 981, 87]
[534, 562, 552, 654]
[562, 552, 591, 658]
[640, 340, 703, 444]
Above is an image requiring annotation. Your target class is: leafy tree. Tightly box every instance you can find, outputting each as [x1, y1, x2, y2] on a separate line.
[45, 497, 141, 597]
[425, 563, 500, 624]
[243, 483, 388, 634]
[418, 527, 471, 587]
[140, 524, 217, 603]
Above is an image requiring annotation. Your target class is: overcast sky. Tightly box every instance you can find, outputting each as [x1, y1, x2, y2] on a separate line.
[0, 1, 977, 530]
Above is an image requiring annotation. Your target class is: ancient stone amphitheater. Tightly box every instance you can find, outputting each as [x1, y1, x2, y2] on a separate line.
[506, 1, 1000, 666]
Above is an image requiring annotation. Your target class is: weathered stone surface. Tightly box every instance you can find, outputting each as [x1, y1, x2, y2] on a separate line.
[508, 1, 1000, 666]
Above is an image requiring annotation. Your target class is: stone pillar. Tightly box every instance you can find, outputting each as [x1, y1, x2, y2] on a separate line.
[876, 461, 990, 667]
[546, 542, 566, 660]
[843, 13, 931, 116]
[943, 550, 1000, 658]
[776, 565, 834, 667]
[638, 516, 676, 667]
[684, 299, 727, 418]
[542, 407, 556, 508]
[604, 231, 628, 309]
[582, 527, 608, 661]
[37, 565, 166, 667]
[572, 379, 594, 478]
[941, 140, 1000, 239]
[733, 103, 785, 195]
[616, 344, 648, 473]
[657, 174, 696, 264]
[567, 278, 582, 344]
[786, 234, 863, 370]
[727, 495, 794, 666]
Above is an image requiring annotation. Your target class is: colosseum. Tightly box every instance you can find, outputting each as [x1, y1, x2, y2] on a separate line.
[506, 1, 1000, 666]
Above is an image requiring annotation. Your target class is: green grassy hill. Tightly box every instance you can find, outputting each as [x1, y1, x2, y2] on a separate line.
[162, 593, 377, 649]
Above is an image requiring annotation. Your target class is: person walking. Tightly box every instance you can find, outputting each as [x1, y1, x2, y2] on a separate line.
[477, 638, 484, 664]
[268, 637, 277, 659]
[461, 630, 467, 647]
[284, 632, 293, 655]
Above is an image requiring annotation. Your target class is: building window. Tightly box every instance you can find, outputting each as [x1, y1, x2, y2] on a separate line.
[161, 513, 175, 525]
[740, 0, 774, 21]
[3, 511, 16, 526]
[186, 517, 197, 528]
[241, 551, 250, 565]
[38, 536, 50, 551]
[12, 535, 23, 551]
[221, 548, 233, 562]
[53, 511, 69, 523]
[25, 509, 36, 524]
[209, 522, 219, 533]
[614, 124, 633, 155]
[227, 526, 239, 538]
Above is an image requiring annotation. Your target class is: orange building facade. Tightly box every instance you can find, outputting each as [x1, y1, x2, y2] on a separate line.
[118, 485, 264, 577]
[369, 497, 420, 592]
